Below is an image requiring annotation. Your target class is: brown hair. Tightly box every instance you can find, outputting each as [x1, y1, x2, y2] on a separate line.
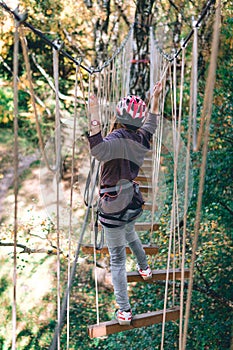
[109, 117, 125, 133]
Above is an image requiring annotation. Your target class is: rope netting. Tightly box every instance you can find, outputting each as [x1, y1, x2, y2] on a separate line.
[1, 0, 220, 348]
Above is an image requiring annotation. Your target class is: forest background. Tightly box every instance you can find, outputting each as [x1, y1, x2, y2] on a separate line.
[0, 0, 232, 349]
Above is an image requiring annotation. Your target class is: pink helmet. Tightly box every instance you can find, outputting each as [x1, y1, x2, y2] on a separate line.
[116, 95, 147, 128]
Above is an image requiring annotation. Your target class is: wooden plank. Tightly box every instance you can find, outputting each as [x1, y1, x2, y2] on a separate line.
[142, 202, 158, 211]
[143, 158, 153, 164]
[135, 175, 152, 183]
[81, 244, 159, 255]
[143, 155, 165, 164]
[140, 185, 153, 193]
[88, 306, 180, 338]
[97, 222, 159, 231]
[135, 222, 159, 231]
[141, 164, 153, 170]
[138, 169, 153, 176]
[127, 268, 190, 283]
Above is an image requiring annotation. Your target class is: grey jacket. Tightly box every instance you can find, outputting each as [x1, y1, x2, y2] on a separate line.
[88, 112, 159, 187]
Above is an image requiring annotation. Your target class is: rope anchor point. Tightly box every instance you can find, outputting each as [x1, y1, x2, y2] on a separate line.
[13, 7, 28, 24]
[53, 39, 64, 52]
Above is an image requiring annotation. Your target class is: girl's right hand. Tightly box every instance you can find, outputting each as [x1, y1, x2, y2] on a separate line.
[150, 82, 162, 114]
[152, 81, 162, 98]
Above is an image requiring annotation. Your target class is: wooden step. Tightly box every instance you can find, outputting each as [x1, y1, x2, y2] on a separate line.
[88, 306, 180, 338]
[127, 268, 190, 283]
[143, 202, 158, 211]
[146, 150, 153, 156]
[144, 155, 165, 164]
[143, 158, 153, 165]
[141, 164, 153, 170]
[139, 168, 153, 176]
[140, 185, 153, 193]
[135, 175, 152, 183]
[81, 244, 159, 255]
[98, 222, 159, 231]
[135, 222, 159, 231]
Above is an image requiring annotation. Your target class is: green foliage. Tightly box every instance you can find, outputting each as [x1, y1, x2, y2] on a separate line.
[0, 276, 9, 296]
[0, 85, 14, 125]
[0, 84, 39, 144]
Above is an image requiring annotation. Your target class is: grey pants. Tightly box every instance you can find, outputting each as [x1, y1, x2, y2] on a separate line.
[103, 220, 149, 311]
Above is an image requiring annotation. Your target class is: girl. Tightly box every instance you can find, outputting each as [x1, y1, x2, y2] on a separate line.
[88, 82, 162, 325]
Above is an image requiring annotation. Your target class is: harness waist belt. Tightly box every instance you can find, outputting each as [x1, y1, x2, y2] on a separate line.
[100, 181, 134, 194]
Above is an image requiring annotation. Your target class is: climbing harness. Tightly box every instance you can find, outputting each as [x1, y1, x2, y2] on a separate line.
[98, 181, 144, 227]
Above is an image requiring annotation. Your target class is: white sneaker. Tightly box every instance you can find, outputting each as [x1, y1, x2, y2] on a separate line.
[137, 264, 152, 280]
[115, 309, 132, 325]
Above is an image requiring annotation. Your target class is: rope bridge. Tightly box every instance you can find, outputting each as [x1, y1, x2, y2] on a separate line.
[0, 0, 221, 349]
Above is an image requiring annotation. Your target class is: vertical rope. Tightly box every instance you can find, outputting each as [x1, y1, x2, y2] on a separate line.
[53, 45, 61, 350]
[106, 64, 111, 125]
[98, 71, 103, 127]
[87, 72, 93, 245]
[160, 207, 175, 350]
[87, 73, 100, 324]
[149, 32, 164, 243]
[115, 55, 120, 104]
[90, 80, 100, 324]
[192, 23, 198, 151]
[183, 1, 221, 348]
[79, 70, 88, 117]
[149, 27, 155, 96]
[66, 64, 80, 349]
[196, 2, 220, 151]
[160, 62, 176, 349]
[111, 59, 116, 120]
[119, 50, 125, 98]
[124, 26, 133, 96]
[102, 68, 109, 131]
[172, 57, 177, 304]
[179, 73, 193, 350]
[93, 213, 100, 325]
[177, 45, 189, 350]
[149, 62, 168, 244]
[19, 28, 54, 171]
[12, 19, 20, 350]
[177, 46, 186, 268]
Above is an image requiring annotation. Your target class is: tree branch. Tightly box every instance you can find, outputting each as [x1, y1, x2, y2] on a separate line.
[62, 28, 86, 59]
[0, 241, 61, 255]
[167, 0, 187, 22]
[156, 280, 233, 309]
[219, 201, 233, 215]
[192, 281, 233, 309]
[114, 0, 131, 27]
[31, 54, 84, 104]
[195, 262, 233, 308]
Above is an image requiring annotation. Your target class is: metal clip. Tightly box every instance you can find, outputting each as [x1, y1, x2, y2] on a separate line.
[13, 7, 28, 24]
[53, 39, 64, 52]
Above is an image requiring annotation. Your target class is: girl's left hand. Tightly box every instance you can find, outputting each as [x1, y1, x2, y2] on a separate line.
[89, 94, 99, 108]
